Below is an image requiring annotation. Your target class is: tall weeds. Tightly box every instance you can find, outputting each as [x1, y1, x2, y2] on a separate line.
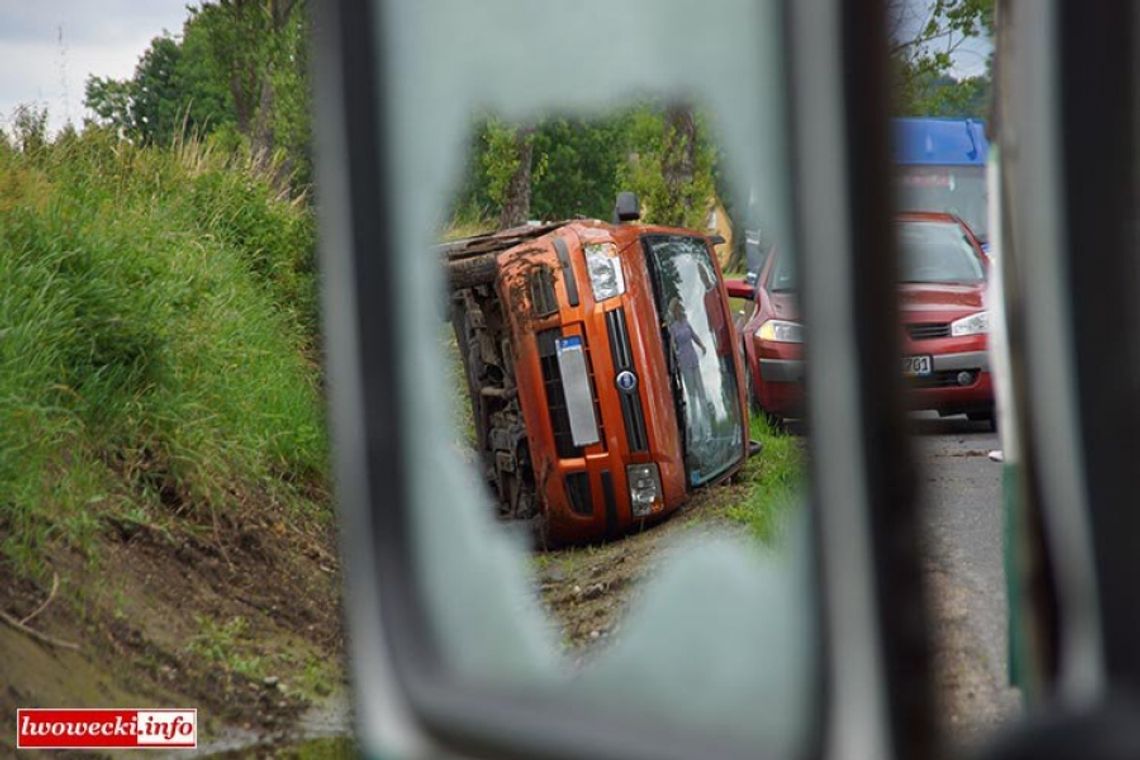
[0, 127, 326, 575]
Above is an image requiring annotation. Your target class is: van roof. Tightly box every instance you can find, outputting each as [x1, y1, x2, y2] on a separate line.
[440, 219, 706, 263]
[892, 117, 989, 166]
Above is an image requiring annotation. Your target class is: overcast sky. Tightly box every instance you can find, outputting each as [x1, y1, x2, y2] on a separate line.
[0, 0, 193, 134]
[0, 1, 992, 136]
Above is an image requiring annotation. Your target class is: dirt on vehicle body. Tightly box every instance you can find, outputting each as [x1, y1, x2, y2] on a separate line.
[444, 198, 749, 544]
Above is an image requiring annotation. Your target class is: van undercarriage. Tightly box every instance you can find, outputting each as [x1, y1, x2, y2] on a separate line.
[451, 283, 539, 522]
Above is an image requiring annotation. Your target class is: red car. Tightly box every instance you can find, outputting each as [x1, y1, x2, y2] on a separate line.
[728, 212, 994, 427]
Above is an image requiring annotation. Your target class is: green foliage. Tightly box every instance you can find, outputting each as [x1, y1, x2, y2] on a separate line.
[83, 1, 311, 187]
[186, 615, 265, 678]
[0, 128, 326, 575]
[5, 104, 49, 156]
[84, 76, 135, 133]
[186, 168, 318, 336]
[903, 71, 991, 118]
[530, 116, 629, 220]
[620, 106, 717, 229]
[724, 416, 802, 543]
[266, 5, 313, 185]
[125, 36, 187, 143]
[455, 103, 718, 229]
[479, 118, 527, 211]
[85, 31, 231, 147]
[890, 0, 994, 117]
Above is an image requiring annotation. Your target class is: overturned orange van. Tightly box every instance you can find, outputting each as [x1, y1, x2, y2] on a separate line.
[445, 193, 749, 544]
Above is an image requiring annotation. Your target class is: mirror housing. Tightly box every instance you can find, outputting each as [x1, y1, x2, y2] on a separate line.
[724, 277, 756, 300]
[709, 234, 727, 245]
[612, 191, 641, 222]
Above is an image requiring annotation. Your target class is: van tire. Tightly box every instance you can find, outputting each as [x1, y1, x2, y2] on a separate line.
[448, 253, 498, 290]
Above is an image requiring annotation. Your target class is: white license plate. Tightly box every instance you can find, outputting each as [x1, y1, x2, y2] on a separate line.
[555, 336, 600, 446]
[902, 355, 933, 377]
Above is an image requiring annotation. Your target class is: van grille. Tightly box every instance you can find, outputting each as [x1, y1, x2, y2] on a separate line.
[606, 309, 649, 452]
[906, 322, 952, 340]
[909, 370, 979, 389]
[537, 328, 605, 458]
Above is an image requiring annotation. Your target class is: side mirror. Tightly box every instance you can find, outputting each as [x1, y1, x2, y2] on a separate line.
[612, 191, 640, 222]
[709, 234, 727, 246]
[724, 277, 755, 300]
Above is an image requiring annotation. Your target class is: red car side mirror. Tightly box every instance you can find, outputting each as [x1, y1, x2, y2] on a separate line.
[724, 278, 756, 300]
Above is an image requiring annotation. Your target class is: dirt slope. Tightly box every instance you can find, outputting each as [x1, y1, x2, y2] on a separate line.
[535, 476, 752, 652]
[0, 511, 346, 757]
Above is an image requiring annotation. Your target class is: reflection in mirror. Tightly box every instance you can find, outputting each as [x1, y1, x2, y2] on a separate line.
[893, 117, 1023, 746]
[437, 108, 812, 751]
[373, 0, 815, 753]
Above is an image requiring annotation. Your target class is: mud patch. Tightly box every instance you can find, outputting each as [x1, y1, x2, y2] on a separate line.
[0, 507, 347, 757]
[535, 477, 752, 652]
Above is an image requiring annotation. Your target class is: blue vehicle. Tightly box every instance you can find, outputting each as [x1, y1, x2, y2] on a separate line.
[739, 117, 991, 282]
[893, 117, 990, 241]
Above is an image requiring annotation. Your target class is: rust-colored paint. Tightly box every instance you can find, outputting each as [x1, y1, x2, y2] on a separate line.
[497, 221, 749, 543]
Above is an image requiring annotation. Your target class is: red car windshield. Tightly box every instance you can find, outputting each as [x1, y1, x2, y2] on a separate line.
[765, 219, 983, 293]
[898, 220, 985, 284]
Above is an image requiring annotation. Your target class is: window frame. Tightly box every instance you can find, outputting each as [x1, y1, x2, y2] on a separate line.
[311, 0, 931, 757]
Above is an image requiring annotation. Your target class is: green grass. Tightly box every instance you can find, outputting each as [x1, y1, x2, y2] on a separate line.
[724, 414, 803, 543]
[185, 615, 265, 680]
[0, 127, 327, 576]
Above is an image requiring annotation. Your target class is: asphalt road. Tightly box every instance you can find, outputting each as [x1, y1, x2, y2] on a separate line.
[911, 414, 1022, 745]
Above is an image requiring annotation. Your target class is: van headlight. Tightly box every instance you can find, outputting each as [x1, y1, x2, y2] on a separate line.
[756, 319, 804, 343]
[584, 243, 625, 302]
[627, 463, 662, 517]
[950, 311, 988, 337]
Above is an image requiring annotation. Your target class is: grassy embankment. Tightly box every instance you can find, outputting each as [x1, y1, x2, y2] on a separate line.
[0, 127, 325, 573]
[0, 127, 341, 743]
[725, 414, 802, 542]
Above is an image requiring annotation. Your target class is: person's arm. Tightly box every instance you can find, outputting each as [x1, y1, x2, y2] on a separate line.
[691, 325, 707, 354]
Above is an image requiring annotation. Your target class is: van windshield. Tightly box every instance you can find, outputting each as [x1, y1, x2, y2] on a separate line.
[643, 235, 744, 486]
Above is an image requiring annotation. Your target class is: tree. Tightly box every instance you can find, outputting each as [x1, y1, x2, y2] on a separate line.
[83, 1, 311, 188]
[655, 105, 704, 227]
[85, 29, 232, 146]
[888, 0, 994, 116]
[6, 104, 49, 155]
[496, 126, 535, 228]
[914, 69, 992, 118]
[455, 102, 717, 231]
[529, 117, 627, 221]
[130, 36, 185, 144]
[84, 77, 135, 137]
[199, 1, 306, 170]
[618, 103, 716, 229]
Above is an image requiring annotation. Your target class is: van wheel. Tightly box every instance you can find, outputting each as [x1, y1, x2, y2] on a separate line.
[448, 253, 498, 290]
